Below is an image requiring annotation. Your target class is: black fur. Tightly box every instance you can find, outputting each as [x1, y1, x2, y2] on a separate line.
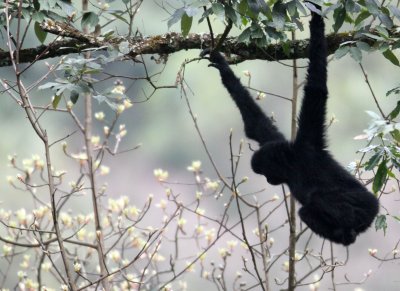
[201, 11, 379, 246]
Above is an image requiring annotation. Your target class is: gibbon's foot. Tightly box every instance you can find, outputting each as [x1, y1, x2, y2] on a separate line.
[298, 205, 357, 246]
[332, 228, 357, 246]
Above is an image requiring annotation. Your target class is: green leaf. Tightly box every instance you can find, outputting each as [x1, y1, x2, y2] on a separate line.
[287, 0, 297, 17]
[38, 82, 63, 90]
[70, 90, 79, 104]
[250, 23, 264, 38]
[238, 0, 248, 13]
[365, 151, 382, 170]
[248, 0, 268, 14]
[349, 46, 362, 63]
[254, 36, 267, 47]
[225, 6, 238, 25]
[212, 3, 225, 17]
[355, 10, 371, 26]
[373, 160, 388, 193]
[324, 2, 341, 16]
[391, 130, 400, 143]
[375, 214, 387, 235]
[345, 0, 356, 12]
[362, 32, 385, 41]
[272, 2, 287, 31]
[34, 22, 47, 43]
[389, 5, 400, 20]
[386, 86, 400, 96]
[264, 26, 281, 40]
[383, 49, 400, 66]
[282, 41, 290, 57]
[375, 26, 389, 38]
[81, 11, 99, 28]
[334, 46, 350, 59]
[389, 101, 400, 119]
[333, 6, 346, 32]
[74, 81, 91, 93]
[379, 43, 390, 52]
[238, 0, 259, 20]
[32, 11, 45, 23]
[294, 0, 307, 15]
[199, 7, 213, 24]
[378, 12, 393, 28]
[387, 169, 396, 178]
[237, 27, 252, 43]
[365, 0, 380, 15]
[52, 94, 62, 109]
[238, 0, 250, 16]
[181, 13, 192, 37]
[21, 7, 33, 22]
[168, 8, 184, 28]
[356, 41, 371, 52]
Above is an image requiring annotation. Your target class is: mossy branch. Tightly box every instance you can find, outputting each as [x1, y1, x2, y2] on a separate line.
[0, 22, 398, 67]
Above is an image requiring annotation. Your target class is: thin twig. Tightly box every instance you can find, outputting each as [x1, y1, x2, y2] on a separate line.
[229, 132, 266, 291]
[359, 63, 386, 119]
[288, 30, 299, 291]
[82, 0, 110, 289]
[203, 6, 215, 48]
[215, 19, 233, 51]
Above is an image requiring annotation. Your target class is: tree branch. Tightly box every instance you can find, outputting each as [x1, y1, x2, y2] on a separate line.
[0, 25, 398, 67]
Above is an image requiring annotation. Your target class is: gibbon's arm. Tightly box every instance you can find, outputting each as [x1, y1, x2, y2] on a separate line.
[200, 49, 286, 145]
[295, 9, 328, 150]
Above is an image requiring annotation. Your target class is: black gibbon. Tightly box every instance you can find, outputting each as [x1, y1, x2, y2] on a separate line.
[201, 8, 379, 245]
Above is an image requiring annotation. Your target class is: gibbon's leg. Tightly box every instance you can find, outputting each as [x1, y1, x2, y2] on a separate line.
[200, 49, 286, 146]
[295, 7, 328, 150]
[298, 189, 359, 245]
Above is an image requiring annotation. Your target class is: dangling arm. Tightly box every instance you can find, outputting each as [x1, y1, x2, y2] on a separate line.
[295, 7, 328, 149]
[201, 49, 286, 145]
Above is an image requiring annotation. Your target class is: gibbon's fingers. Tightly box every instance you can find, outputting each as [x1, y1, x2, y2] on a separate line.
[199, 48, 212, 58]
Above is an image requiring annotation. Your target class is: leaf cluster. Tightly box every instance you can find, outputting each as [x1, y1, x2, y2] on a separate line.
[39, 56, 129, 110]
[167, 0, 400, 64]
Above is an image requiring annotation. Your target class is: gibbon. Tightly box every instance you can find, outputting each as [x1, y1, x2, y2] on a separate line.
[200, 7, 379, 245]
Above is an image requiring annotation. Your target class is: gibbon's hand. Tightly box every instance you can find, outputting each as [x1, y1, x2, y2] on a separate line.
[199, 47, 212, 58]
[200, 48, 227, 70]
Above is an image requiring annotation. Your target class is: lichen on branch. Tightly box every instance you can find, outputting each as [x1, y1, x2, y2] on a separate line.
[0, 21, 398, 67]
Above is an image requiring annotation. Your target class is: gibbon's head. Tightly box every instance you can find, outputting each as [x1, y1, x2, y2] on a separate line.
[251, 141, 293, 185]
